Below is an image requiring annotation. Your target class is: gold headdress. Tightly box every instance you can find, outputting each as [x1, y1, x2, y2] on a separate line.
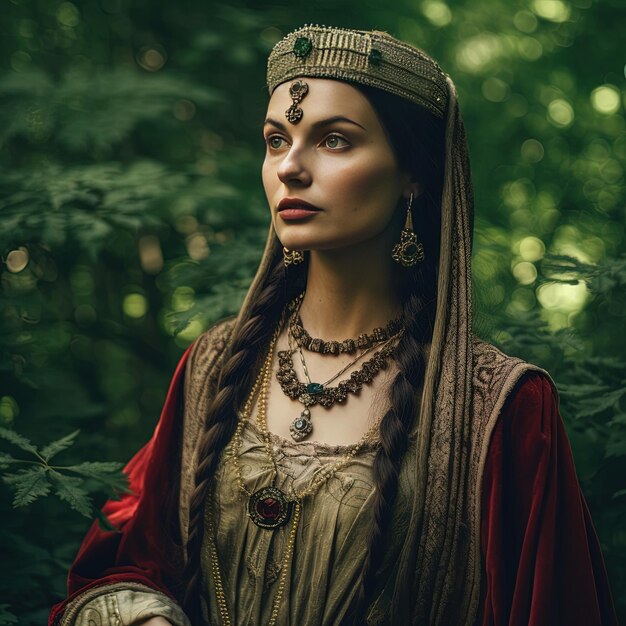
[266, 25, 448, 119]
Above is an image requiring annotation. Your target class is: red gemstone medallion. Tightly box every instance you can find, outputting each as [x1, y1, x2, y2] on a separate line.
[248, 486, 291, 529]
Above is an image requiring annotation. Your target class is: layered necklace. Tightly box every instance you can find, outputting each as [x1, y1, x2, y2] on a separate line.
[278, 294, 404, 441]
[290, 299, 403, 355]
[206, 324, 387, 626]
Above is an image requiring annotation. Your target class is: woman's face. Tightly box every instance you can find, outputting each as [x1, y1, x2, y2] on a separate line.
[262, 77, 414, 253]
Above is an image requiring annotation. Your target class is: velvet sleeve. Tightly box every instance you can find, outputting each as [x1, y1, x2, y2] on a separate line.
[48, 346, 192, 626]
[478, 372, 618, 626]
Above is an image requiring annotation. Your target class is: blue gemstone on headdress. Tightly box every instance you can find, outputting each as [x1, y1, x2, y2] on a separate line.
[293, 36, 313, 58]
[369, 48, 382, 66]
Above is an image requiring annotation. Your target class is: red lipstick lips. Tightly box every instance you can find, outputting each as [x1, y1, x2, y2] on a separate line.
[277, 197, 322, 220]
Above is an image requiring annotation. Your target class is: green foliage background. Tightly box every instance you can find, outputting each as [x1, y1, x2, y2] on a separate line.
[0, 0, 624, 622]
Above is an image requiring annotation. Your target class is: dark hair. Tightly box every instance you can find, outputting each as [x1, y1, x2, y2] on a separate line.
[182, 82, 445, 624]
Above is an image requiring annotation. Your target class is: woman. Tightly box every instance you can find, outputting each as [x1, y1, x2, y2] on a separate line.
[49, 25, 617, 626]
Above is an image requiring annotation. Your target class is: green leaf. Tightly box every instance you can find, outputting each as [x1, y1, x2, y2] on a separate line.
[2, 466, 51, 507]
[574, 388, 626, 419]
[0, 604, 18, 625]
[605, 438, 626, 459]
[0, 452, 19, 469]
[49, 470, 93, 518]
[40, 429, 80, 461]
[65, 461, 130, 496]
[559, 383, 610, 397]
[0, 427, 39, 456]
[608, 413, 626, 426]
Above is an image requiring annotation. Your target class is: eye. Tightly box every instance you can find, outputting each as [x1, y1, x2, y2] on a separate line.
[266, 135, 288, 150]
[324, 134, 350, 149]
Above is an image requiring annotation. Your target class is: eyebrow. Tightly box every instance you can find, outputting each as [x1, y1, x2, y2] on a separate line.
[263, 115, 367, 131]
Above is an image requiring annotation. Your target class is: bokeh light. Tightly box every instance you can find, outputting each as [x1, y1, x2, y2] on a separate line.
[176, 318, 204, 343]
[171, 286, 195, 312]
[137, 46, 167, 71]
[513, 10, 538, 33]
[422, 1, 453, 27]
[531, 0, 571, 22]
[173, 99, 197, 122]
[123, 293, 148, 318]
[519, 236, 546, 262]
[521, 138, 545, 162]
[186, 233, 210, 260]
[547, 98, 574, 127]
[512, 261, 538, 285]
[591, 85, 621, 115]
[456, 34, 503, 72]
[536, 281, 588, 313]
[482, 77, 509, 102]
[0, 396, 19, 424]
[6, 248, 29, 273]
[517, 36, 543, 61]
[138, 235, 164, 274]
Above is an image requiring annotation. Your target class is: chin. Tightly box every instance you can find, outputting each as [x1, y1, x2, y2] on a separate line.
[274, 229, 319, 251]
[276, 225, 381, 253]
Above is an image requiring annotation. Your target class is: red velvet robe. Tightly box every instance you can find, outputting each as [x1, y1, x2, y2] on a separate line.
[49, 350, 618, 626]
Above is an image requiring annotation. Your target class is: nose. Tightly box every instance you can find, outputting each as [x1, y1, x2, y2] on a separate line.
[276, 145, 312, 187]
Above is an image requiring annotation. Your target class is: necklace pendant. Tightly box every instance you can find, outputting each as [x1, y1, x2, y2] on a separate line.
[290, 409, 312, 441]
[248, 486, 292, 529]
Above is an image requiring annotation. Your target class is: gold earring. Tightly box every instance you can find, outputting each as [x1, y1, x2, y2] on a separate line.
[283, 247, 304, 267]
[392, 192, 425, 267]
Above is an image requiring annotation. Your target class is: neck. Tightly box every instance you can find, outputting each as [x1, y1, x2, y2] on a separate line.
[299, 241, 402, 341]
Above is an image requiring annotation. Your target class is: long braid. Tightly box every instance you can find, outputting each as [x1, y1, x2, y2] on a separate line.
[182, 253, 290, 620]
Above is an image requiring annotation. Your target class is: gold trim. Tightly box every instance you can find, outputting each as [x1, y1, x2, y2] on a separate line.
[59, 582, 165, 626]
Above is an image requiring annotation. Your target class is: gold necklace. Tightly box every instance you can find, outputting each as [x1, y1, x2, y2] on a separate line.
[280, 301, 404, 441]
[207, 321, 385, 626]
[287, 328, 399, 441]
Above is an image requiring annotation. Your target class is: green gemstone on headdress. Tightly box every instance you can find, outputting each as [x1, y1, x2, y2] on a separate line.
[369, 48, 382, 66]
[293, 36, 313, 58]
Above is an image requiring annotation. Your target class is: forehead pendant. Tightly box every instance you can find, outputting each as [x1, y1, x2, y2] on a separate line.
[285, 80, 309, 124]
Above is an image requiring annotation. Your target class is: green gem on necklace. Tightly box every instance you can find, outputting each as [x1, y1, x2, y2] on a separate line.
[306, 382, 324, 395]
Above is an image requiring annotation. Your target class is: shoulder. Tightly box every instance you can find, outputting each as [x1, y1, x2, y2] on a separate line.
[505, 370, 557, 412]
[470, 337, 554, 430]
[479, 352, 565, 501]
[183, 316, 237, 401]
[187, 316, 237, 372]
[472, 336, 558, 422]
[189, 316, 237, 361]
[472, 336, 532, 378]
[178, 316, 238, 541]
[499, 370, 559, 445]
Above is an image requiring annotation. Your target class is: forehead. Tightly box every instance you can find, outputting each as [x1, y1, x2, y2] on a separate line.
[266, 77, 377, 124]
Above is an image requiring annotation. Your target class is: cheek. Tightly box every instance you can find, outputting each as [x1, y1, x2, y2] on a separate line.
[330, 155, 400, 210]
